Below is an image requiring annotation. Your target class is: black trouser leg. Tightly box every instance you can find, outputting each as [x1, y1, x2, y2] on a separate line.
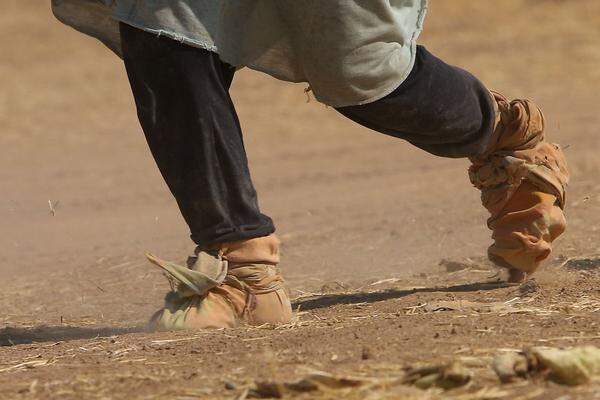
[119, 23, 275, 246]
[337, 46, 496, 158]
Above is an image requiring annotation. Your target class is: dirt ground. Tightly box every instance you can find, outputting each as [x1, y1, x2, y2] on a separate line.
[1, 1, 600, 399]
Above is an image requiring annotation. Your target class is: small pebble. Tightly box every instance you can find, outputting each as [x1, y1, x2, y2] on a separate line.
[224, 381, 237, 390]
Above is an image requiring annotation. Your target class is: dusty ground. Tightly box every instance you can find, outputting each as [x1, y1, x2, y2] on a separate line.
[1, 0, 600, 399]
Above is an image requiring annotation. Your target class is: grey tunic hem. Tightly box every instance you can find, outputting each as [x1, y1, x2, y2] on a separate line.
[114, 18, 219, 54]
[114, 0, 428, 107]
[52, 0, 428, 108]
[314, 0, 427, 108]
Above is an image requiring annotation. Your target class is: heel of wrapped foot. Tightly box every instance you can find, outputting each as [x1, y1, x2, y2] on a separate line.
[487, 183, 566, 280]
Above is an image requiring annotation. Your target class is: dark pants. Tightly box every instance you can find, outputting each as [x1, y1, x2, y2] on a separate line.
[120, 23, 495, 246]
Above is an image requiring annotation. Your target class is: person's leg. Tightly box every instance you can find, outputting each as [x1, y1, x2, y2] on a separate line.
[120, 23, 274, 247]
[337, 46, 569, 282]
[119, 23, 291, 329]
[337, 46, 496, 158]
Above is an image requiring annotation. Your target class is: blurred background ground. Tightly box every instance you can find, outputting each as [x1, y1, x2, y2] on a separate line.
[0, 1, 599, 399]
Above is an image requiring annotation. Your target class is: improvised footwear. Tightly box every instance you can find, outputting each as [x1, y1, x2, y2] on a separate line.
[147, 235, 292, 330]
[469, 92, 569, 282]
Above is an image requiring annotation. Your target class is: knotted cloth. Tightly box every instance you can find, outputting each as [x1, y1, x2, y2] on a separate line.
[469, 92, 569, 278]
[146, 249, 289, 330]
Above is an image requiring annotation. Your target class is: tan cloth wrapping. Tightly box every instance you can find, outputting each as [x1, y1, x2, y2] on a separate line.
[146, 235, 291, 330]
[213, 235, 281, 265]
[469, 92, 569, 278]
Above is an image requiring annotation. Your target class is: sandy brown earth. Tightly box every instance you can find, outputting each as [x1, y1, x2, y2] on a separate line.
[1, 1, 600, 399]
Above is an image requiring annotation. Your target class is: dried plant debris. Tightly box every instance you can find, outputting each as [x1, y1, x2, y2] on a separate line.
[492, 353, 530, 383]
[533, 346, 600, 385]
[439, 257, 492, 273]
[246, 365, 473, 399]
[492, 346, 600, 386]
[240, 349, 600, 400]
[402, 361, 472, 390]
[515, 279, 541, 297]
[424, 300, 495, 313]
[248, 371, 371, 398]
[421, 299, 550, 316]
[319, 281, 351, 294]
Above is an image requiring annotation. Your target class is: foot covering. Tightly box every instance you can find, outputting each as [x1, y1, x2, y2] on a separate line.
[146, 236, 292, 330]
[469, 92, 569, 282]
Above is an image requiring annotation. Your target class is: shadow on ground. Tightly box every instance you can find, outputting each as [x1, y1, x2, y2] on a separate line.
[0, 281, 512, 345]
[293, 281, 513, 311]
[0, 325, 146, 346]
